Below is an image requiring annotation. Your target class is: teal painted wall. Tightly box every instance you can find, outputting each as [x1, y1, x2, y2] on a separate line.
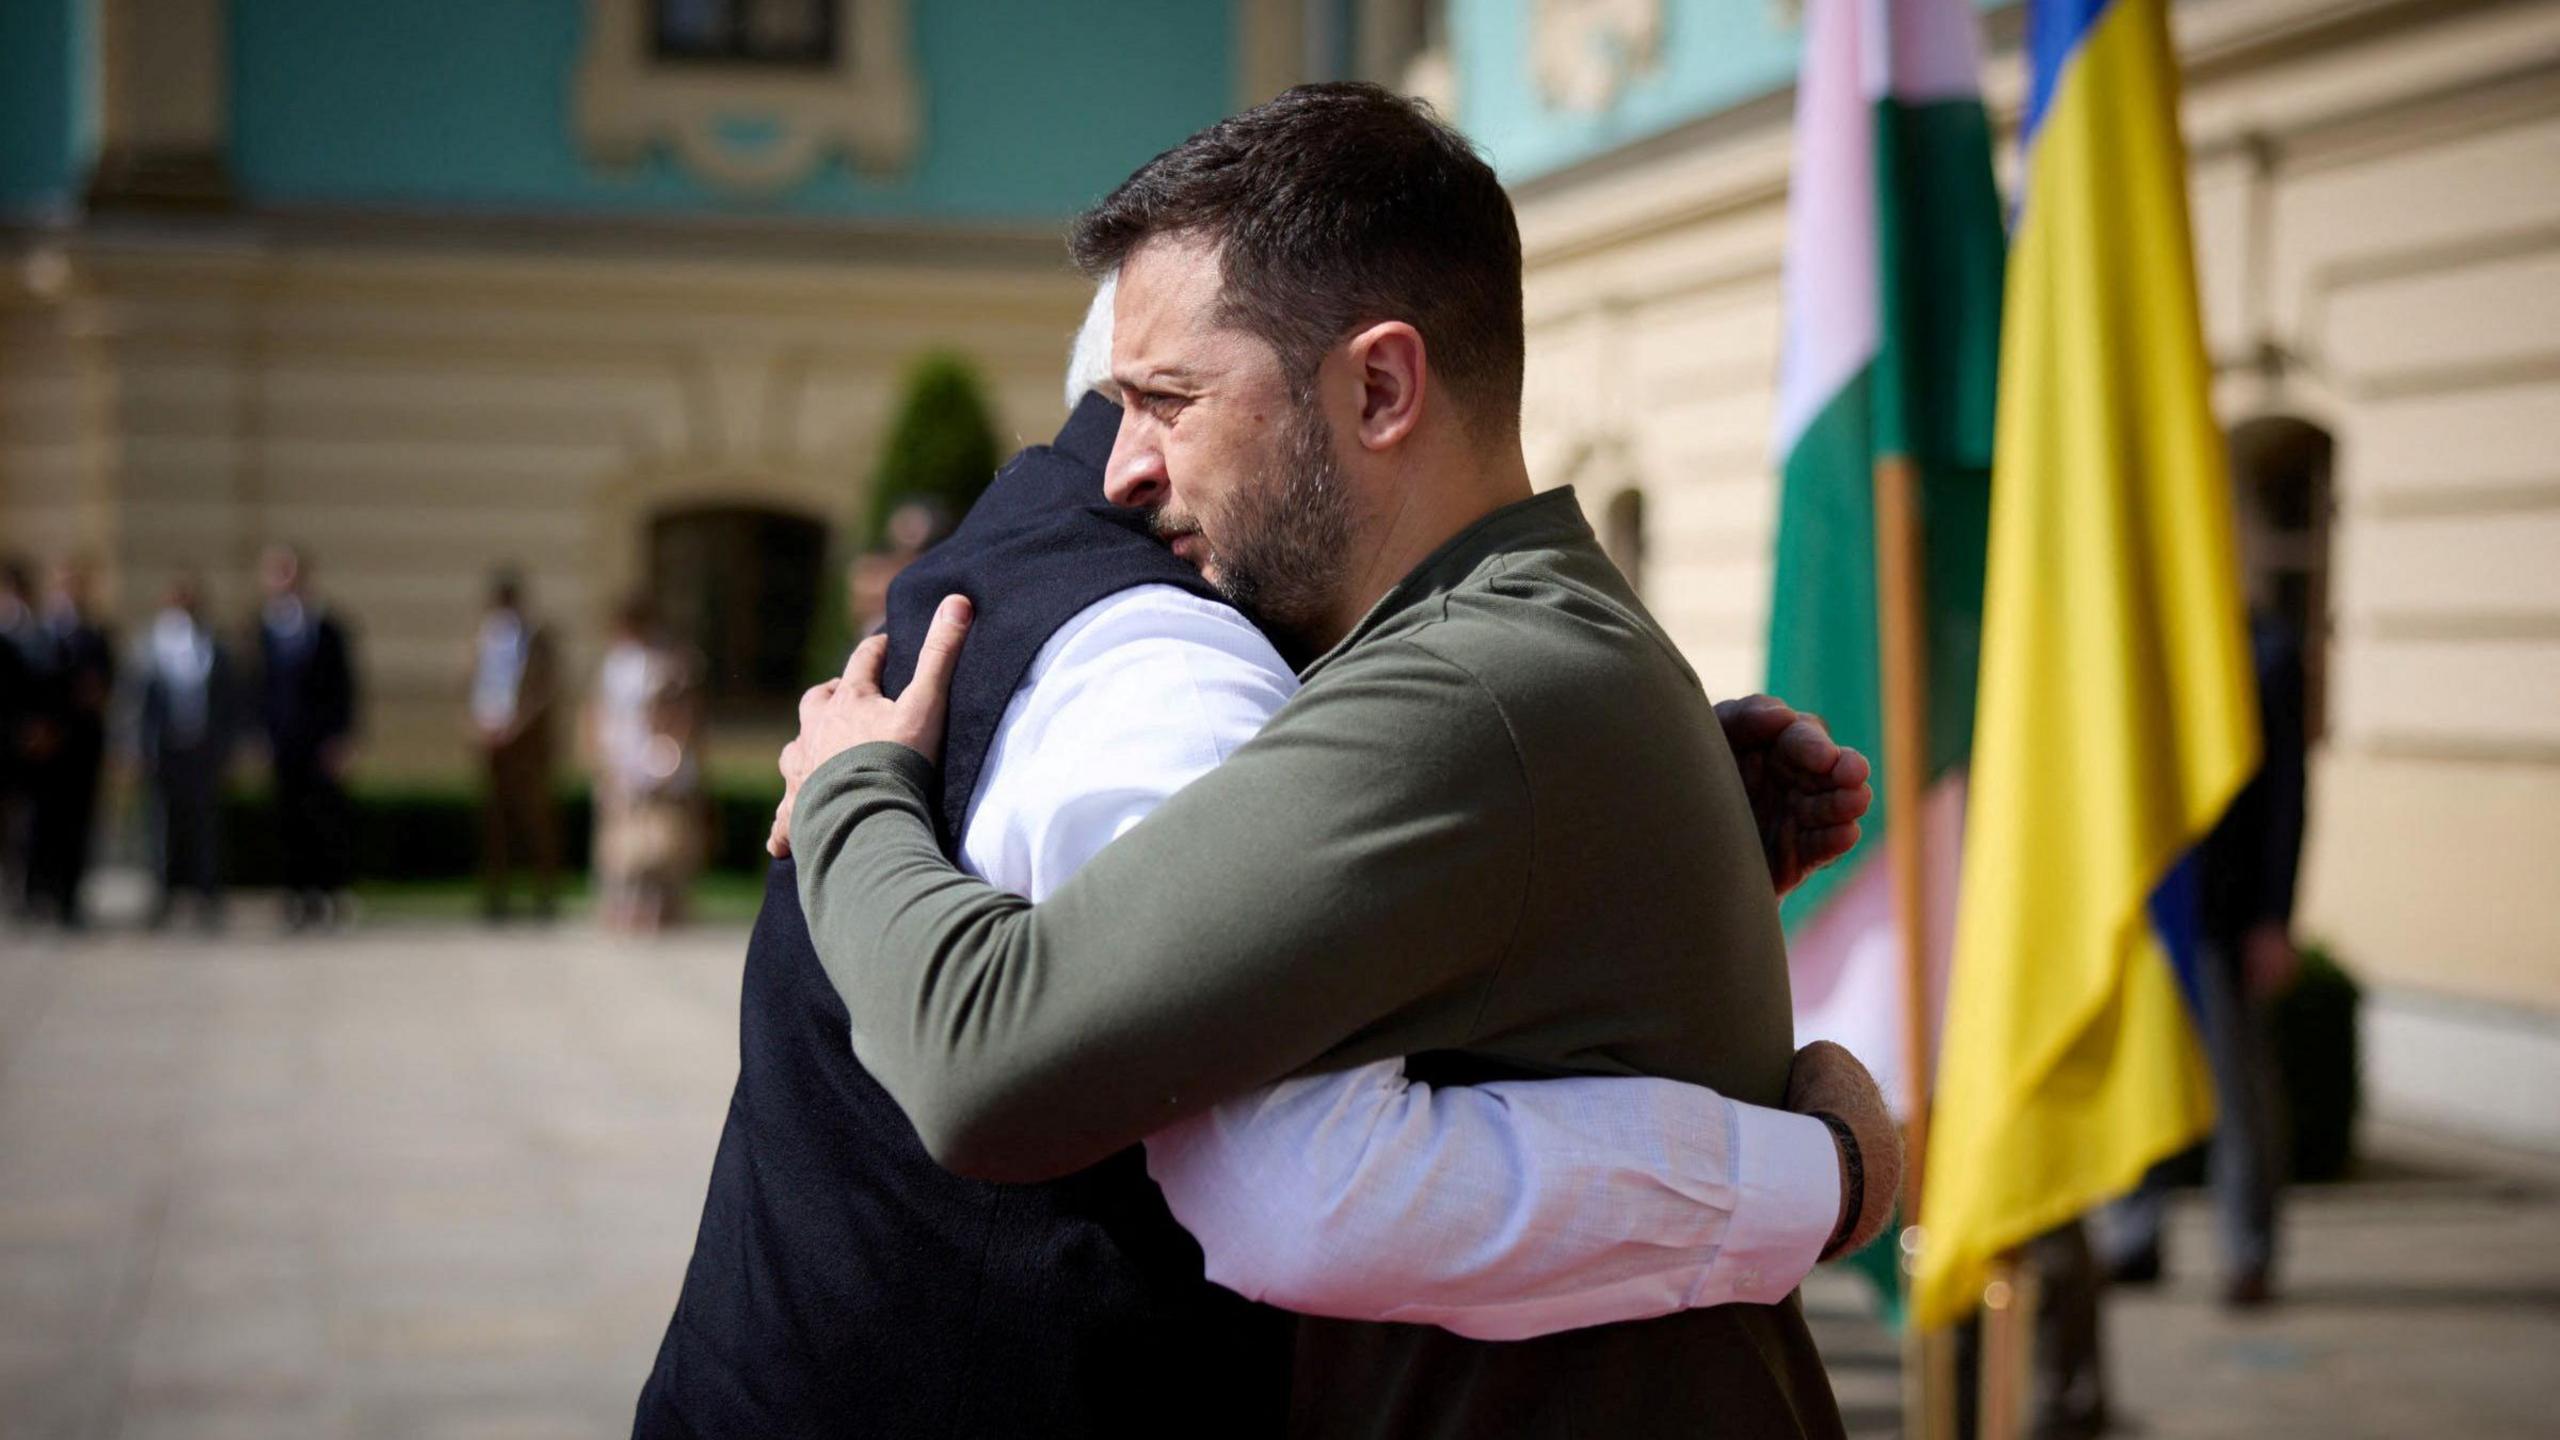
[1450, 0, 2006, 183]
[0, 0, 95, 219]
[1448, 0, 1796, 181]
[229, 0, 1232, 220]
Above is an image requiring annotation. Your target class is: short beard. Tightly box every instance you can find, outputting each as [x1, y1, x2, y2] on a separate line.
[1167, 397, 1353, 653]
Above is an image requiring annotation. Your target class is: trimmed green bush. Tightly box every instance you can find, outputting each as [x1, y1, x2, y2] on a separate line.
[806, 352, 1002, 680]
[860, 352, 1001, 548]
[2272, 942, 2361, 1182]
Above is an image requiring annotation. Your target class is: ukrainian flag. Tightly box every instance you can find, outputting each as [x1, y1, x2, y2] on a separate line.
[1911, 0, 2262, 1331]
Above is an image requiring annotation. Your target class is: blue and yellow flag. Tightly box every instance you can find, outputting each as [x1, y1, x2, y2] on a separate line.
[1912, 0, 2261, 1331]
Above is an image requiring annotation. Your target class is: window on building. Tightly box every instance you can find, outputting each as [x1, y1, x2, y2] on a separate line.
[1601, 487, 1648, 597]
[2228, 415, 2335, 740]
[649, 505, 828, 718]
[653, 0, 840, 68]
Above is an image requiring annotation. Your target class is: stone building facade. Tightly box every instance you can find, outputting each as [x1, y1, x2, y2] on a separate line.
[1461, 0, 2560, 1149]
[5, 0, 2554, 1144]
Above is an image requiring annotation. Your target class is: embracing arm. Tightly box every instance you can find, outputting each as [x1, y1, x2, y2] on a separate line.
[838, 586, 1881, 1338]
[793, 634, 1529, 1182]
[784, 590, 1882, 1200]
[1147, 1060, 1849, 1338]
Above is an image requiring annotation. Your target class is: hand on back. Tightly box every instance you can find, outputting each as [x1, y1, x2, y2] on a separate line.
[1715, 695, 1872, 895]
[768, 595, 973, 858]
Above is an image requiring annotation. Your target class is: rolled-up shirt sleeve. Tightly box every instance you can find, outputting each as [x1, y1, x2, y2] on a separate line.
[1145, 1062, 1841, 1339]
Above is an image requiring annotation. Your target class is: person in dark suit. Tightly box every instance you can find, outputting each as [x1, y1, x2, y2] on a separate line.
[23, 558, 114, 930]
[2103, 468, 2310, 1309]
[0, 558, 45, 919]
[138, 574, 242, 930]
[2101, 605, 2306, 1307]
[256, 544, 360, 932]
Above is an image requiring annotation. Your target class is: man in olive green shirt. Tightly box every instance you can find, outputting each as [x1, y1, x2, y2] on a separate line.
[778, 84, 1856, 1437]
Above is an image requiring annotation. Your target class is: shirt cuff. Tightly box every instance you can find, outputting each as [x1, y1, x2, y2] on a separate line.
[1718, 1102, 1844, 1304]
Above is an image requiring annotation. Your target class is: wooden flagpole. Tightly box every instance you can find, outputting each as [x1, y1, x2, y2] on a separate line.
[1873, 456, 1935, 1219]
[1874, 453, 1959, 1440]
[1977, 1253, 2036, 1440]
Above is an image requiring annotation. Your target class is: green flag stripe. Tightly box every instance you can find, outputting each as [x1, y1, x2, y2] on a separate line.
[1874, 98, 2007, 470]
[1770, 369, 1885, 929]
[1769, 95, 2005, 933]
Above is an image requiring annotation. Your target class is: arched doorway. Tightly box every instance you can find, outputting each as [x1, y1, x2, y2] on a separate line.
[648, 504, 828, 719]
[2228, 415, 2335, 738]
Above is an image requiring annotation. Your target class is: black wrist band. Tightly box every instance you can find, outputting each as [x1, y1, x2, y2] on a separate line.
[1813, 1110, 1864, 1258]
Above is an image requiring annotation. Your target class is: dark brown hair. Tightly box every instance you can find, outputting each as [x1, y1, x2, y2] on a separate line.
[1069, 82, 1524, 428]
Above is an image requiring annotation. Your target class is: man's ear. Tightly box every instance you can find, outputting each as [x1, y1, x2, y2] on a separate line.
[1345, 321, 1427, 452]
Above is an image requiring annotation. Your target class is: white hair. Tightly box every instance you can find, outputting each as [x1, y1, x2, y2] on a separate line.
[1063, 270, 1118, 413]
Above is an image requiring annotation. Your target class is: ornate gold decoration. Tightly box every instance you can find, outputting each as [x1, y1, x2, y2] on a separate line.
[1531, 0, 1665, 114]
[575, 0, 922, 196]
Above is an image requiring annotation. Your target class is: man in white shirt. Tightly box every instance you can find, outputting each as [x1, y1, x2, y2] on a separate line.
[137, 573, 239, 929]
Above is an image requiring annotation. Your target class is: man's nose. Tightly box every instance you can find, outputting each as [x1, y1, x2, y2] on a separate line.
[1103, 426, 1167, 510]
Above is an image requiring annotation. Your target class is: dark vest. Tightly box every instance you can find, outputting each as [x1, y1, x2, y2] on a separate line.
[635, 395, 1290, 1440]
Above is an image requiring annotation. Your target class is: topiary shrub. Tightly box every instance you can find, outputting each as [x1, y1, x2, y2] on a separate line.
[2272, 941, 2361, 1182]
[861, 352, 1002, 547]
[806, 352, 1001, 680]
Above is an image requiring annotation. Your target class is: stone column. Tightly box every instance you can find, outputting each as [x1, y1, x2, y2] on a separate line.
[87, 0, 231, 210]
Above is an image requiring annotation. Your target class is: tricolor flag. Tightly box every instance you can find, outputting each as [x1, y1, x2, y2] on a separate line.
[1912, 0, 2262, 1330]
[1768, 0, 2005, 1118]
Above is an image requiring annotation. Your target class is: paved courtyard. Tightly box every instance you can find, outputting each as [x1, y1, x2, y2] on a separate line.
[3, 912, 2555, 1438]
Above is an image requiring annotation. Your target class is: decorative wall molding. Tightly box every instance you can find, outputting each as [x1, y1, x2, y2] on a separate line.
[1236, 0, 1308, 108]
[575, 0, 923, 196]
[88, 0, 234, 211]
[1531, 0, 1665, 114]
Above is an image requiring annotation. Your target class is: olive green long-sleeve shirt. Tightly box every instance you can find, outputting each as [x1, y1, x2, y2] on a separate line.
[796, 487, 1838, 1438]
[796, 486, 1799, 1176]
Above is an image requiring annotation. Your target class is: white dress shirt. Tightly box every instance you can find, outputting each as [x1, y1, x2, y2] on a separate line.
[148, 608, 216, 747]
[471, 611, 528, 734]
[953, 583, 1841, 1341]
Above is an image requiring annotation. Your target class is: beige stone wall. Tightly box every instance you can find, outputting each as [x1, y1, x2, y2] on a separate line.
[4, 0, 2553, 1023]
[1, 229, 1089, 783]
[1509, 0, 2560, 1016]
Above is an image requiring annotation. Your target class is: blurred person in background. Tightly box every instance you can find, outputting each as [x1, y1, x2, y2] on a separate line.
[846, 498, 956, 641]
[136, 573, 242, 931]
[468, 568, 562, 924]
[22, 557, 113, 931]
[0, 559, 41, 917]
[587, 595, 703, 935]
[257, 544, 359, 932]
[2101, 477, 2309, 1309]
